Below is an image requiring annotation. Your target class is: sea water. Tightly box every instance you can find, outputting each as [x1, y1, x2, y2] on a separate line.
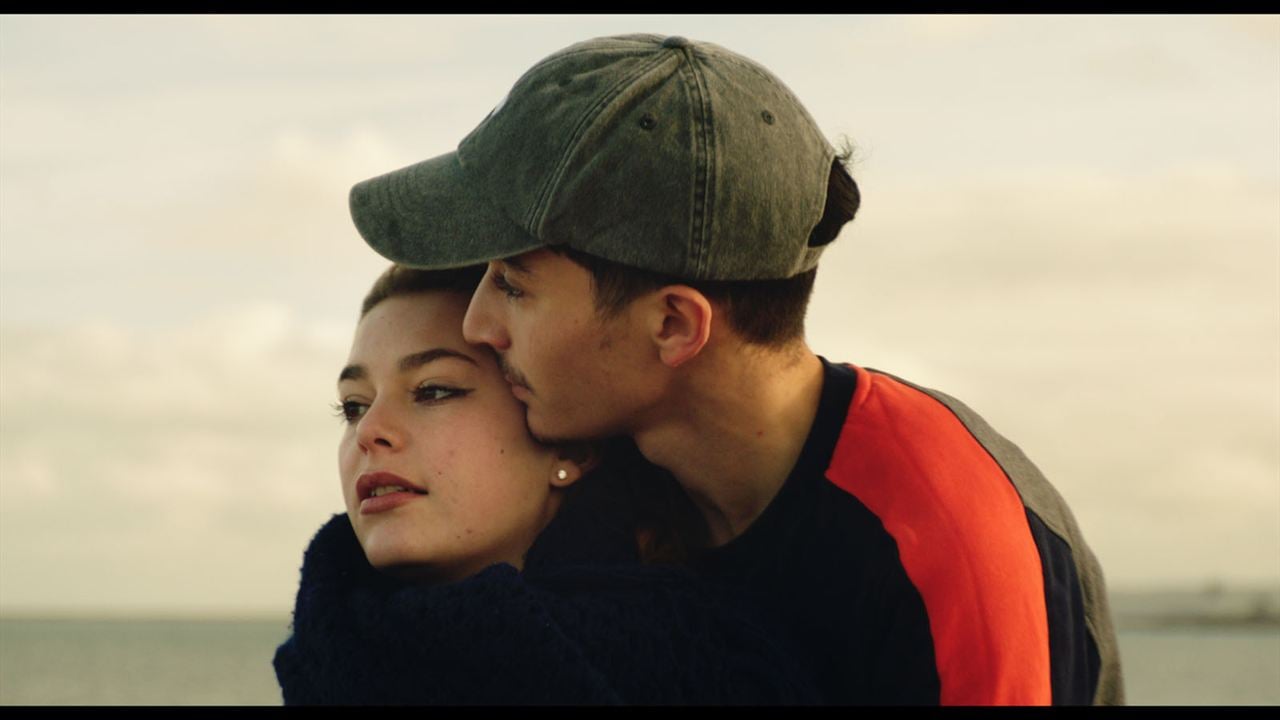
[0, 618, 288, 705]
[1, 617, 1277, 705]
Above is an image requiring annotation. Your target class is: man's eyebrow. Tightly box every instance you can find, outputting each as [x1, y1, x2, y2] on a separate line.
[338, 348, 476, 385]
[501, 255, 533, 276]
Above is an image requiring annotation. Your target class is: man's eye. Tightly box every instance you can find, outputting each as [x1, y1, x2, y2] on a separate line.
[333, 401, 367, 424]
[413, 385, 471, 404]
[491, 272, 524, 299]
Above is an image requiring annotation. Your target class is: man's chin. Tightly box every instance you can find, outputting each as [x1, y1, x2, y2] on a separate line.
[528, 423, 586, 447]
[524, 408, 607, 446]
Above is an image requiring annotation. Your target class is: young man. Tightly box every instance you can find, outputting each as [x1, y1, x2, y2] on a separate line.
[346, 34, 1124, 705]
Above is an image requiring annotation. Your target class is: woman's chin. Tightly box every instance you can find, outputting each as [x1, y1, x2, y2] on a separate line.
[355, 528, 427, 568]
[360, 545, 437, 578]
[351, 518, 523, 584]
[356, 537, 459, 582]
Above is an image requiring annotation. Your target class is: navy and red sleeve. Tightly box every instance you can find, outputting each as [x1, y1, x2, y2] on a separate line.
[825, 367, 1061, 704]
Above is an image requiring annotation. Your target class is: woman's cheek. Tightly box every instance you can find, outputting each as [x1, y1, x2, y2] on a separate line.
[337, 437, 359, 489]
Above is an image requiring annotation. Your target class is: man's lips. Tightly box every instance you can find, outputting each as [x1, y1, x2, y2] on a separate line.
[504, 375, 531, 401]
[356, 471, 427, 501]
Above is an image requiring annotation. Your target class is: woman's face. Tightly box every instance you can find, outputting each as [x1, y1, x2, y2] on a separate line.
[337, 291, 575, 582]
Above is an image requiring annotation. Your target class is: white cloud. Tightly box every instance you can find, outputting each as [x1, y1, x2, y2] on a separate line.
[0, 309, 352, 612]
[1218, 15, 1280, 49]
[1, 14, 1277, 612]
[901, 14, 999, 42]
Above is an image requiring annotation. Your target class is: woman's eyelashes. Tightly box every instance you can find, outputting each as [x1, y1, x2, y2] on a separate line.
[333, 400, 366, 424]
[333, 384, 473, 425]
[412, 384, 471, 404]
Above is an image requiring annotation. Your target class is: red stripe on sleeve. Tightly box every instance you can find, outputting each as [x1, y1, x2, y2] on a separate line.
[825, 366, 1052, 705]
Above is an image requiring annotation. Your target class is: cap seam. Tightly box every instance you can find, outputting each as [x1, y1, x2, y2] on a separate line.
[674, 59, 698, 277]
[526, 49, 677, 237]
[677, 47, 714, 278]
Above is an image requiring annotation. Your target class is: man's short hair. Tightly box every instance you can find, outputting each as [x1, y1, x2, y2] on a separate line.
[554, 153, 860, 347]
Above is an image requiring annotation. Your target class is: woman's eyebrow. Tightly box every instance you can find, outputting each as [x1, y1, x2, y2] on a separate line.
[337, 349, 474, 385]
[399, 348, 476, 372]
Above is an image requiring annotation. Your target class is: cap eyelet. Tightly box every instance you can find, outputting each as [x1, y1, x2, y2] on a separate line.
[639, 113, 656, 131]
[761, 110, 775, 125]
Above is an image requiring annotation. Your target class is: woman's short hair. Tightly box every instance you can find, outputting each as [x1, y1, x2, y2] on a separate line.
[361, 264, 487, 318]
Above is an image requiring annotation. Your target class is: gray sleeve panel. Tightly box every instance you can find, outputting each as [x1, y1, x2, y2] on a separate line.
[866, 368, 1126, 706]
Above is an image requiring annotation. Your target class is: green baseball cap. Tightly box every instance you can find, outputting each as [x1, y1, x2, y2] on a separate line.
[350, 33, 837, 281]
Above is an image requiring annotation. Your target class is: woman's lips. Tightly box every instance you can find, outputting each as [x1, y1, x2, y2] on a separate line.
[356, 471, 428, 514]
[359, 490, 424, 515]
[356, 471, 426, 500]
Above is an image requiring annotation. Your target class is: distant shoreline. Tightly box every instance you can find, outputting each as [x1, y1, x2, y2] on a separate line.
[1117, 615, 1280, 630]
[0, 613, 290, 623]
[1109, 585, 1280, 630]
[4, 585, 1279, 627]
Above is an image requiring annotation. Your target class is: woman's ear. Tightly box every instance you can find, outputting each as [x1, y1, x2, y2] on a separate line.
[551, 441, 601, 487]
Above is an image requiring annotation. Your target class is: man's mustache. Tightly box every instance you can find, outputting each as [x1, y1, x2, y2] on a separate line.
[497, 355, 533, 393]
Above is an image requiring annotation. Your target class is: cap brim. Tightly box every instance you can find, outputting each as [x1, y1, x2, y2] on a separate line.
[349, 151, 542, 270]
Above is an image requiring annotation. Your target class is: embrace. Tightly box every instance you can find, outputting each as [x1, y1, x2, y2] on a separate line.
[274, 34, 1124, 705]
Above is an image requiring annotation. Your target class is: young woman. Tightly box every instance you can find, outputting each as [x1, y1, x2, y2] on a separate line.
[273, 265, 816, 705]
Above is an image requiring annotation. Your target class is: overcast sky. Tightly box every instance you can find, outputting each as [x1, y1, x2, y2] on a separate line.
[1, 14, 1277, 616]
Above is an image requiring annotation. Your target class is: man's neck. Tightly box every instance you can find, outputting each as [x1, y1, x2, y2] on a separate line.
[633, 342, 826, 547]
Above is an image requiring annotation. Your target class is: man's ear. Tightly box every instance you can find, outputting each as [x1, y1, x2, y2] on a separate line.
[551, 442, 601, 487]
[649, 285, 713, 368]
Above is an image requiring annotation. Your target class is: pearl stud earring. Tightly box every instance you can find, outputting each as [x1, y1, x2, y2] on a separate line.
[556, 469, 568, 481]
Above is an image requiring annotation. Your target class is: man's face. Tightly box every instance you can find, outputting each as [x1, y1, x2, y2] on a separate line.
[462, 249, 660, 443]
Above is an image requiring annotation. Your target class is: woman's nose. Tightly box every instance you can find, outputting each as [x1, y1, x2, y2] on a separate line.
[355, 399, 405, 453]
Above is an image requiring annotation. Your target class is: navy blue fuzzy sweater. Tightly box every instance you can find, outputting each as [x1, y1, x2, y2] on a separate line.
[273, 478, 818, 705]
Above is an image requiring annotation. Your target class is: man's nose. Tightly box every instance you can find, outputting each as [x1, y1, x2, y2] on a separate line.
[462, 269, 511, 351]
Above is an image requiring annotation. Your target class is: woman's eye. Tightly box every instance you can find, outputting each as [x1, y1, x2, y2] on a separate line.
[491, 272, 524, 300]
[413, 385, 470, 404]
[333, 401, 367, 424]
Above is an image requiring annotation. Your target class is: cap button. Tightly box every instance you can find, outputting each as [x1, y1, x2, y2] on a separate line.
[661, 36, 689, 49]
